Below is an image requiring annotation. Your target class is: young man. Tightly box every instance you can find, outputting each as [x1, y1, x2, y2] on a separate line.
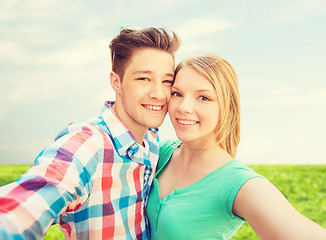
[0, 27, 180, 239]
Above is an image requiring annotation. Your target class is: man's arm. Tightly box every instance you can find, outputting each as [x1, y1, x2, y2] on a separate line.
[0, 123, 100, 239]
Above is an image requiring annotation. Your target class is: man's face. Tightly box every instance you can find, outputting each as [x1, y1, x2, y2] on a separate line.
[113, 48, 174, 137]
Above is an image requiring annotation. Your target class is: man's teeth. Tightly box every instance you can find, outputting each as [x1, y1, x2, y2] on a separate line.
[144, 105, 163, 111]
[177, 119, 197, 125]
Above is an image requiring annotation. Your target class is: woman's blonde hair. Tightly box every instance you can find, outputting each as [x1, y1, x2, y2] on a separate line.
[175, 54, 241, 158]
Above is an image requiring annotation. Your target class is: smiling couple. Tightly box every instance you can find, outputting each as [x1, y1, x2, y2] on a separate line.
[1, 27, 326, 240]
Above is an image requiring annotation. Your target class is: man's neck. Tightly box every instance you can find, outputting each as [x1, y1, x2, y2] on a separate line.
[113, 102, 147, 146]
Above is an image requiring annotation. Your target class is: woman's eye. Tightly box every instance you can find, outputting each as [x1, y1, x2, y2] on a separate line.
[171, 91, 182, 97]
[199, 96, 210, 101]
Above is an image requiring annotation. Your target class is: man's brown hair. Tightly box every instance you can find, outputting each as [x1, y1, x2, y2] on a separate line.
[109, 27, 180, 79]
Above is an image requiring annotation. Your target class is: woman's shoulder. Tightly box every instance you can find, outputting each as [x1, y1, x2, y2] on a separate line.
[224, 160, 265, 181]
[157, 138, 182, 173]
[212, 160, 267, 195]
[213, 160, 268, 217]
[159, 138, 182, 154]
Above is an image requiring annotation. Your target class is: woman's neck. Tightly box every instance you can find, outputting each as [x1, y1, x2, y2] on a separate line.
[178, 139, 232, 165]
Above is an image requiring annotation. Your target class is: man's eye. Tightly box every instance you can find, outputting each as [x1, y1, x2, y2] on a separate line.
[171, 91, 182, 97]
[137, 77, 149, 81]
[163, 80, 173, 85]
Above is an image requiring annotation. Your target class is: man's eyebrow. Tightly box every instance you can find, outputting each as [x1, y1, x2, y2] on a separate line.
[132, 70, 174, 78]
[132, 70, 152, 75]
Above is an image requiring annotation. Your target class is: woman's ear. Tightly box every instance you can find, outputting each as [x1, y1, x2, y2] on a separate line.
[110, 71, 121, 93]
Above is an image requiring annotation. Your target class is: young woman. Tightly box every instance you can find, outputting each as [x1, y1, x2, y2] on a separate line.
[146, 54, 326, 239]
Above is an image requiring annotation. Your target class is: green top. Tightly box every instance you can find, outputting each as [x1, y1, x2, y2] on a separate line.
[146, 139, 265, 240]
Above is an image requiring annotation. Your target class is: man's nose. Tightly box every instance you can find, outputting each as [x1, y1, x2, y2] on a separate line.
[148, 83, 168, 100]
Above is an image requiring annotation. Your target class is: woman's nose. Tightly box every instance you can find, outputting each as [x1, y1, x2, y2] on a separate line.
[177, 98, 193, 114]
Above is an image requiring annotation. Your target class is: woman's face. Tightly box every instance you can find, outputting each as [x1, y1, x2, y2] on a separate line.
[168, 66, 220, 144]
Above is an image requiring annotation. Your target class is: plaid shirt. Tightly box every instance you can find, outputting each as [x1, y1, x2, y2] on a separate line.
[0, 102, 159, 239]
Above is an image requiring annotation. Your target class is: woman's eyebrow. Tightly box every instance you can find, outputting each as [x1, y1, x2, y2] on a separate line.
[172, 85, 214, 93]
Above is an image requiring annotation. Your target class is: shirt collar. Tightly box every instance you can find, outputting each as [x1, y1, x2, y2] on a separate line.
[100, 101, 158, 162]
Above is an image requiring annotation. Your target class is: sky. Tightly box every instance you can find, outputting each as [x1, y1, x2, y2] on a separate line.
[1, 0, 325, 165]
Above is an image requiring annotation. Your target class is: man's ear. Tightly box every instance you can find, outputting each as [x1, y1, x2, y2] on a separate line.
[110, 71, 121, 94]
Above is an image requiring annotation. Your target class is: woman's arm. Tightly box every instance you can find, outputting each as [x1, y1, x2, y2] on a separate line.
[233, 177, 326, 240]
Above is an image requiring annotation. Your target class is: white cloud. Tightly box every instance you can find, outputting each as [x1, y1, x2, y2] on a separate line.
[239, 78, 275, 87]
[2, 37, 109, 73]
[301, 0, 326, 12]
[8, 62, 109, 105]
[1, 36, 111, 107]
[0, 3, 115, 116]
[0, 0, 83, 21]
[263, 0, 326, 24]
[175, 15, 234, 40]
[172, 16, 234, 58]
[0, 41, 23, 62]
[240, 78, 326, 107]
[1, 44, 111, 119]
[244, 88, 326, 107]
[81, 16, 103, 35]
[175, 41, 205, 61]
[271, 86, 297, 95]
[31, 38, 109, 67]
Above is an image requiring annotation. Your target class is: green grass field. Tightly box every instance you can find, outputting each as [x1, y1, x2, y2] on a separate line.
[1, 164, 325, 239]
